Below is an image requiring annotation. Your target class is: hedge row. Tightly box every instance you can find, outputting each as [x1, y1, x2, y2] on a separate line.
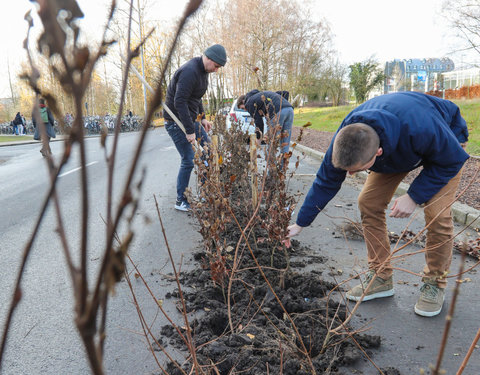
[427, 85, 480, 99]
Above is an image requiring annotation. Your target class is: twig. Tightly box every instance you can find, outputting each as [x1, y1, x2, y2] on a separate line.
[432, 248, 467, 375]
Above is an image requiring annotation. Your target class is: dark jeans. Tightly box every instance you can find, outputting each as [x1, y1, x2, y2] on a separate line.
[165, 121, 209, 202]
[278, 107, 294, 153]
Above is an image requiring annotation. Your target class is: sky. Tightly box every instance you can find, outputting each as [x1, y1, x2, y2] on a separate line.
[0, 0, 470, 99]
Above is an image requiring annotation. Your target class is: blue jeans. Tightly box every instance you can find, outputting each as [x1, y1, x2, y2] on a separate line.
[278, 107, 294, 153]
[165, 121, 209, 202]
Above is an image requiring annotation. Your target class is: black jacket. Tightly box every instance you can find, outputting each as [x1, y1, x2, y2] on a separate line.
[13, 113, 22, 125]
[163, 57, 208, 134]
[244, 90, 293, 137]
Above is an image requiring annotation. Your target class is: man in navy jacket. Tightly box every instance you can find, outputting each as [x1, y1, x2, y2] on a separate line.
[164, 44, 227, 211]
[288, 92, 469, 317]
[237, 90, 294, 154]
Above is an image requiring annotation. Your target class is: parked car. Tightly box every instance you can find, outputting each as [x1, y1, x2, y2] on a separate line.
[216, 106, 230, 118]
[225, 98, 267, 136]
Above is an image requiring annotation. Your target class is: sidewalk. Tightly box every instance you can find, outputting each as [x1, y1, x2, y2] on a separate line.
[286, 154, 480, 374]
[0, 134, 67, 147]
[294, 143, 480, 231]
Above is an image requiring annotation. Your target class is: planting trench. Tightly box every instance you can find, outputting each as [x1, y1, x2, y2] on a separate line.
[157, 235, 402, 375]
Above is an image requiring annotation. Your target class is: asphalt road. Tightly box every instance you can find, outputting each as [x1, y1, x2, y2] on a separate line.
[0, 129, 479, 374]
[0, 130, 202, 374]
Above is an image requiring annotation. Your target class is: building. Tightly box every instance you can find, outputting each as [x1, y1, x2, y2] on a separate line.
[384, 58, 455, 93]
[442, 67, 480, 90]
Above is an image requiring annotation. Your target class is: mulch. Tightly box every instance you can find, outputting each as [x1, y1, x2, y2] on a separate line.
[292, 128, 480, 211]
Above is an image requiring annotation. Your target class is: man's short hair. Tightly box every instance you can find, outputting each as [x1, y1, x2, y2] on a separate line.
[332, 123, 380, 169]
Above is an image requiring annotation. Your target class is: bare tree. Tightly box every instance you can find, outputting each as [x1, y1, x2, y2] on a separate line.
[443, 0, 480, 57]
[323, 58, 349, 106]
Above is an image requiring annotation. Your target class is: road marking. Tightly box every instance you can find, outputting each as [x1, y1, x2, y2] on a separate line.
[59, 161, 98, 177]
[161, 146, 176, 151]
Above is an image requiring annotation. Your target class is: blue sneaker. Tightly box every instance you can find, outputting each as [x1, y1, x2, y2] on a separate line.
[175, 199, 191, 212]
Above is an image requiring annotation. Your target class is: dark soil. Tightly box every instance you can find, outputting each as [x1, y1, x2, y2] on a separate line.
[292, 128, 480, 211]
[158, 237, 399, 375]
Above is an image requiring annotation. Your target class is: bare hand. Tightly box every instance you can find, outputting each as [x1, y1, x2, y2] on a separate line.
[389, 194, 417, 218]
[186, 133, 196, 143]
[287, 223, 303, 237]
[201, 119, 212, 132]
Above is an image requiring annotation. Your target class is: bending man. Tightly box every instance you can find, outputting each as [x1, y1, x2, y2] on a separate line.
[237, 90, 294, 154]
[288, 91, 469, 317]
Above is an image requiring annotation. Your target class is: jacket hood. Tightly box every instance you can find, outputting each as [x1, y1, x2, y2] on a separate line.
[245, 89, 260, 103]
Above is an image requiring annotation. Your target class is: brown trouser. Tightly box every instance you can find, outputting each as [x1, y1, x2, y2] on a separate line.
[358, 167, 464, 288]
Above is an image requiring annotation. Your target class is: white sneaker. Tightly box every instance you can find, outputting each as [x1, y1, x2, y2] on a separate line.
[174, 200, 191, 212]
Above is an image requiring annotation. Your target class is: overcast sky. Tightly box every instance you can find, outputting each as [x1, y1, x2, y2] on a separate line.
[0, 0, 469, 99]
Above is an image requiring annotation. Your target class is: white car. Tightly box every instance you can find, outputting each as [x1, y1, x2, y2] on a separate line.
[225, 98, 267, 136]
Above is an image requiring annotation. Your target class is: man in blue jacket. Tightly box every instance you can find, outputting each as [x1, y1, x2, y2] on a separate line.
[288, 92, 469, 317]
[164, 44, 227, 211]
[237, 90, 294, 154]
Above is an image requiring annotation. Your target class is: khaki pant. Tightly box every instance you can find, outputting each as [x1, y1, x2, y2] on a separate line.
[358, 167, 464, 288]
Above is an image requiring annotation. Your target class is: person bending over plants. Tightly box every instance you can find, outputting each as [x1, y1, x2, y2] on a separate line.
[288, 91, 469, 317]
[237, 89, 294, 154]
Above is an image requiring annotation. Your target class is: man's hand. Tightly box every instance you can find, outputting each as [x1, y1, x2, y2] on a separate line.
[186, 133, 196, 143]
[201, 119, 212, 132]
[287, 223, 303, 237]
[389, 194, 417, 218]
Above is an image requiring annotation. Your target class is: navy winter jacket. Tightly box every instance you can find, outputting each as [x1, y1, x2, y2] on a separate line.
[163, 57, 208, 134]
[244, 90, 293, 138]
[296, 91, 470, 227]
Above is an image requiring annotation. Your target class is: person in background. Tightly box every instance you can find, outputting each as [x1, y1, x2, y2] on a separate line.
[21, 114, 27, 134]
[32, 98, 56, 157]
[287, 91, 469, 317]
[237, 90, 294, 154]
[163, 44, 227, 212]
[13, 112, 22, 135]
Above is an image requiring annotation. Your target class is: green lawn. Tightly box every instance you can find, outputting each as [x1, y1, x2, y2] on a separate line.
[293, 105, 355, 132]
[0, 136, 34, 143]
[294, 98, 480, 156]
[453, 99, 480, 155]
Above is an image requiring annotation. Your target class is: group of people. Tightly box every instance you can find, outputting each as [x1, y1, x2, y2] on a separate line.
[162, 43, 470, 318]
[11, 112, 27, 135]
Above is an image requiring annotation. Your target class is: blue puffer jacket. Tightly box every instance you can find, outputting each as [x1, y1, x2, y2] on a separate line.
[296, 91, 470, 227]
[163, 57, 208, 134]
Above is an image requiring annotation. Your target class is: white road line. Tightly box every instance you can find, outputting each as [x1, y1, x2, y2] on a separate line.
[59, 161, 99, 177]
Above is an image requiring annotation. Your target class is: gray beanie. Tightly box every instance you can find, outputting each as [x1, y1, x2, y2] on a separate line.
[204, 44, 227, 66]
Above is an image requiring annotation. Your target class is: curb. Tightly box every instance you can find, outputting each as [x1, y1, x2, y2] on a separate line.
[0, 134, 109, 148]
[0, 136, 69, 147]
[294, 143, 480, 231]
